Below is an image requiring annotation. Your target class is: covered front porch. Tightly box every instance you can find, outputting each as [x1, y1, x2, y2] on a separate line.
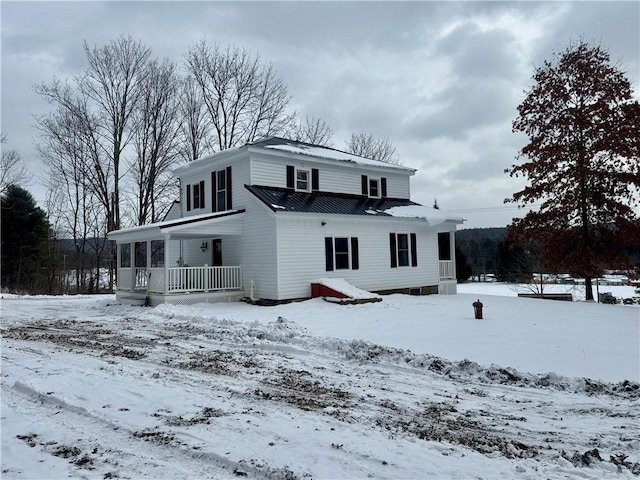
[108, 210, 246, 306]
[437, 231, 457, 294]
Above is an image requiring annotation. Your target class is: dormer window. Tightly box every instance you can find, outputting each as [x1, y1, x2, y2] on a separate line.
[296, 169, 310, 191]
[369, 178, 380, 198]
[362, 175, 387, 198]
[287, 166, 319, 192]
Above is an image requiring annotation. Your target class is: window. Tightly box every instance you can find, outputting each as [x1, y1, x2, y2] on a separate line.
[390, 233, 417, 268]
[151, 240, 164, 268]
[325, 237, 359, 271]
[120, 243, 131, 268]
[397, 234, 409, 266]
[193, 183, 201, 209]
[362, 175, 387, 198]
[217, 170, 226, 211]
[287, 166, 319, 192]
[212, 166, 232, 212]
[369, 178, 380, 198]
[297, 169, 310, 191]
[438, 232, 451, 261]
[187, 180, 205, 211]
[135, 241, 147, 268]
[334, 237, 349, 269]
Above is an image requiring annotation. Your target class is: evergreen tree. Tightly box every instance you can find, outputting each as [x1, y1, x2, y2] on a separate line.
[506, 41, 640, 300]
[1, 185, 51, 292]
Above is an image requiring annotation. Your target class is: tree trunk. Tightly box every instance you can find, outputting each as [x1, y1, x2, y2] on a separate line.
[585, 276, 594, 301]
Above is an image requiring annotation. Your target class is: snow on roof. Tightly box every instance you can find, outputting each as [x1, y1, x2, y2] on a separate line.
[261, 143, 415, 172]
[382, 205, 464, 226]
[315, 277, 382, 299]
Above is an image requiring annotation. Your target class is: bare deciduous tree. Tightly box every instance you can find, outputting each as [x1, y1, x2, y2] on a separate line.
[184, 41, 295, 151]
[1, 134, 32, 194]
[345, 131, 402, 165]
[288, 115, 334, 146]
[77, 35, 151, 232]
[178, 75, 211, 162]
[130, 58, 181, 225]
[36, 102, 105, 293]
[35, 36, 152, 289]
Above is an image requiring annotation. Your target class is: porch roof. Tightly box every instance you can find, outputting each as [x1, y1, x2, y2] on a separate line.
[107, 209, 245, 243]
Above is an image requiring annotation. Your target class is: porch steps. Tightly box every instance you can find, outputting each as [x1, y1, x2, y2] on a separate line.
[311, 278, 382, 305]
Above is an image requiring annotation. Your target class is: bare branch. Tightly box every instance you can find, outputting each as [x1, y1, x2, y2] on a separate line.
[345, 131, 402, 165]
[1, 134, 32, 194]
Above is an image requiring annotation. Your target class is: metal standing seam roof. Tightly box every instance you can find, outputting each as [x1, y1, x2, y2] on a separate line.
[245, 184, 421, 216]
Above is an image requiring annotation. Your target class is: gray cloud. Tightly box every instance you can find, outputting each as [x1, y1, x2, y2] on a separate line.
[1, 1, 637, 228]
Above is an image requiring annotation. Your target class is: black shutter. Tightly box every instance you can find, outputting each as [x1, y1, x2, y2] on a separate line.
[211, 171, 217, 212]
[199, 180, 205, 209]
[381, 177, 387, 197]
[312, 168, 319, 191]
[361, 175, 368, 196]
[389, 233, 397, 268]
[325, 237, 334, 271]
[226, 166, 233, 209]
[351, 237, 359, 270]
[410, 233, 417, 267]
[286, 165, 295, 189]
[186, 184, 191, 211]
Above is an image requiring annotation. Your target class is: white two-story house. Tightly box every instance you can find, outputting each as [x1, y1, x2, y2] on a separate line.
[108, 137, 463, 305]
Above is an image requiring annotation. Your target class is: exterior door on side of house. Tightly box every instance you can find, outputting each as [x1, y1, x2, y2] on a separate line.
[212, 238, 222, 266]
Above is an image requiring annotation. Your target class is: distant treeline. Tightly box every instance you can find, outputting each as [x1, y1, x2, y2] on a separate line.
[456, 228, 639, 281]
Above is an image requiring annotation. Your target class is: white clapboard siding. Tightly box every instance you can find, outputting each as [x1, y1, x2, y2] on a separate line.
[275, 214, 440, 300]
[250, 152, 411, 198]
[241, 199, 278, 300]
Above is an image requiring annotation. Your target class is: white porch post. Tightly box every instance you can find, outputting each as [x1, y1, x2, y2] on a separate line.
[146, 240, 151, 270]
[116, 244, 121, 290]
[164, 235, 170, 294]
[450, 231, 456, 281]
[129, 242, 135, 292]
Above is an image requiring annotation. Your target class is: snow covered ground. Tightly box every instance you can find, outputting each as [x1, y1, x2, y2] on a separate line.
[1, 284, 638, 479]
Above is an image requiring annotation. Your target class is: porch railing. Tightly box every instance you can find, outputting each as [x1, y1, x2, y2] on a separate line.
[166, 265, 242, 293]
[439, 260, 455, 279]
[121, 266, 242, 294]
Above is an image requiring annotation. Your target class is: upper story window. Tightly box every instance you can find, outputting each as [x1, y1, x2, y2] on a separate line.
[287, 165, 319, 192]
[217, 170, 226, 210]
[186, 180, 205, 211]
[362, 175, 387, 198]
[193, 183, 202, 208]
[297, 169, 310, 191]
[211, 166, 232, 212]
[369, 178, 380, 198]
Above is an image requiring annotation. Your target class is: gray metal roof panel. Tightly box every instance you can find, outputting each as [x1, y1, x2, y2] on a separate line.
[245, 185, 421, 215]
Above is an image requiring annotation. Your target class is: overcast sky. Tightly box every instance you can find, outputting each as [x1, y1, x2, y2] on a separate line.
[2, 1, 638, 228]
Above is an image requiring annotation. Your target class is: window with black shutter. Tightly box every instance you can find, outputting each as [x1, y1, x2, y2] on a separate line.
[325, 237, 359, 271]
[390, 233, 418, 268]
[217, 170, 226, 211]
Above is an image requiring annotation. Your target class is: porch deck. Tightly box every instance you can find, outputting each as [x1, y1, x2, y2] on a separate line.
[115, 265, 244, 306]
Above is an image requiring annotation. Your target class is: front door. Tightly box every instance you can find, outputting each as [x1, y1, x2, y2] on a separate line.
[212, 238, 222, 266]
